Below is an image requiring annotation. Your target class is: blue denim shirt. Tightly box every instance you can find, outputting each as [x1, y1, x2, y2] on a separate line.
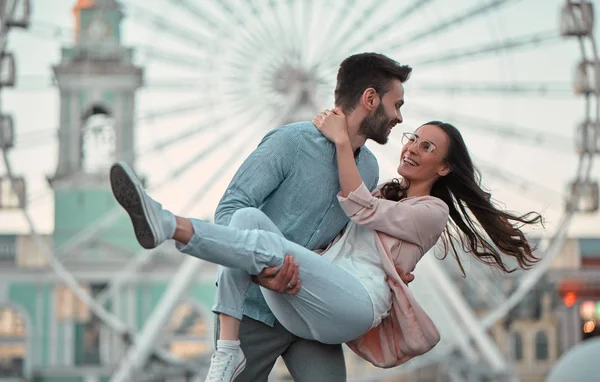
[215, 121, 379, 326]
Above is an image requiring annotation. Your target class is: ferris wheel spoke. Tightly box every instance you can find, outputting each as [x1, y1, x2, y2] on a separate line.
[177, 0, 264, 50]
[409, 102, 569, 149]
[388, 0, 522, 53]
[136, 45, 210, 71]
[26, 21, 214, 72]
[168, 0, 223, 32]
[410, 81, 574, 97]
[175, 0, 278, 64]
[22, 186, 54, 208]
[137, 94, 269, 159]
[217, 0, 277, 60]
[315, 1, 383, 68]
[137, 120, 219, 159]
[418, 269, 482, 363]
[143, 78, 209, 91]
[181, 123, 273, 213]
[224, 22, 288, 72]
[259, 0, 295, 58]
[123, 4, 215, 53]
[410, 30, 561, 67]
[297, 0, 315, 65]
[307, 0, 359, 65]
[228, 35, 288, 72]
[283, 0, 304, 60]
[154, 101, 270, 184]
[381, 137, 563, 204]
[320, 0, 430, 70]
[229, 1, 286, 55]
[476, 158, 563, 204]
[25, 20, 72, 44]
[462, 263, 509, 307]
[135, 98, 207, 125]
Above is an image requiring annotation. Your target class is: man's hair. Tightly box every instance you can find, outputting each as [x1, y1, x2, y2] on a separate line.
[334, 53, 412, 112]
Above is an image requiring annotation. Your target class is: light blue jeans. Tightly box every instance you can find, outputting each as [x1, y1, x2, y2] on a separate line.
[177, 207, 373, 344]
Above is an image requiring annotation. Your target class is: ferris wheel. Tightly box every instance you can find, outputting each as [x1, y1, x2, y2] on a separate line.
[1, 0, 599, 380]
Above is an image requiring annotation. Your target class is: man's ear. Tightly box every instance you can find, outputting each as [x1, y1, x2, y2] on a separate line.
[361, 87, 380, 112]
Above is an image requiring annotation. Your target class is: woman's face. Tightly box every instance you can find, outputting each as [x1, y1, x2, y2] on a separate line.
[397, 124, 451, 183]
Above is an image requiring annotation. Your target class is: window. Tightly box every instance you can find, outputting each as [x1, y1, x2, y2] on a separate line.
[0, 235, 16, 262]
[535, 331, 549, 360]
[81, 108, 116, 174]
[56, 285, 89, 322]
[512, 332, 523, 361]
[0, 307, 26, 377]
[167, 303, 211, 359]
[74, 284, 105, 366]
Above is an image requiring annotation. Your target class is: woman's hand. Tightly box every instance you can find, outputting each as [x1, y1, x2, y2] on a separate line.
[312, 108, 350, 145]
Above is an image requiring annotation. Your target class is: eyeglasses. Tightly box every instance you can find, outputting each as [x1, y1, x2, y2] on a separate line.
[401, 132, 439, 154]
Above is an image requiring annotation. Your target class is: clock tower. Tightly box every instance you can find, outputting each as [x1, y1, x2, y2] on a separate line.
[51, 0, 143, 252]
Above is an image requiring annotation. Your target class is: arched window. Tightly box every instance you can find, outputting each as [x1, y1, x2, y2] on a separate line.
[535, 330, 549, 360]
[0, 306, 26, 377]
[81, 105, 116, 174]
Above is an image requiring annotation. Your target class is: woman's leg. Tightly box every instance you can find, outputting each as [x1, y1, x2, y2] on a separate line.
[179, 218, 373, 344]
[211, 208, 286, 340]
[110, 161, 373, 343]
[259, 241, 374, 344]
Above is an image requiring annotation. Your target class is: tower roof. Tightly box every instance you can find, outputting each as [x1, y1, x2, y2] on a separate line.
[72, 0, 121, 42]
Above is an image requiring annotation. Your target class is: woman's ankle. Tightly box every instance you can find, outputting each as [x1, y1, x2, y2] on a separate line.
[219, 313, 241, 341]
[173, 216, 194, 244]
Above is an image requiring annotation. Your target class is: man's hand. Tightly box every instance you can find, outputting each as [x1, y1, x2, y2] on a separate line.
[252, 255, 301, 295]
[396, 265, 415, 285]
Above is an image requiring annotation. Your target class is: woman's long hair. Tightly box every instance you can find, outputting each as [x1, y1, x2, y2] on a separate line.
[380, 121, 543, 275]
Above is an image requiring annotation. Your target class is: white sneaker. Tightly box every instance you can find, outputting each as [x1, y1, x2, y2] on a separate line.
[110, 161, 176, 249]
[204, 349, 246, 382]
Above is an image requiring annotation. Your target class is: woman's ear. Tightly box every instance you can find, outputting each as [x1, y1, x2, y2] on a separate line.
[438, 164, 452, 177]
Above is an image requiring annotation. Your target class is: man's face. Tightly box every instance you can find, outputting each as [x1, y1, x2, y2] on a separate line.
[359, 80, 404, 144]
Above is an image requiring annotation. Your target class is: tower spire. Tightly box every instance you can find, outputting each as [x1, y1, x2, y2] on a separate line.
[72, 0, 95, 42]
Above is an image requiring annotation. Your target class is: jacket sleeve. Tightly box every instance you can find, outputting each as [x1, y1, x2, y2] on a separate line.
[337, 182, 449, 252]
[214, 127, 300, 226]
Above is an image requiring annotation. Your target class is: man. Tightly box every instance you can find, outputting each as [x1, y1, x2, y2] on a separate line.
[211, 52, 412, 382]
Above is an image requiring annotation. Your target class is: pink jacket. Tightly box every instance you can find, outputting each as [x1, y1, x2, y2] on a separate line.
[336, 182, 449, 368]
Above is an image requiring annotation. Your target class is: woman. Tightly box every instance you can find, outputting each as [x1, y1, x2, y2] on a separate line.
[109, 109, 541, 381]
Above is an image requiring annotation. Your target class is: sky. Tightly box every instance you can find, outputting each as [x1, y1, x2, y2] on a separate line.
[1, 0, 599, 244]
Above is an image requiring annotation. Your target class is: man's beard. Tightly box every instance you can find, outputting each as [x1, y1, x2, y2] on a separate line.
[359, 103, 391, 144]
